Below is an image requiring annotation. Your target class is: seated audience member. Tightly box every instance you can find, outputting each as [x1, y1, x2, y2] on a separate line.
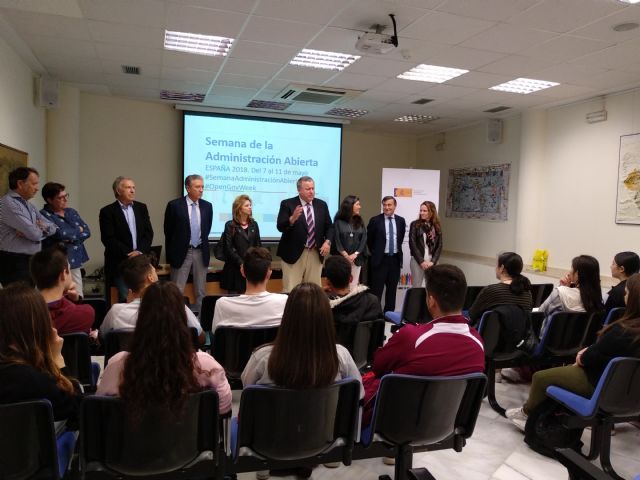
[362, 264, 485, 426]
[99, 254, 204, 343]
[605, 251, 640, 312]
[30, 245, 95, 336]
[468, 252, 533, 325]
[0, 284, 81, 429]
[507, 272, 640, 431]
[539, 255, 603, 332]
[212, 247, 287, 331]
[98, 282, 231, 415]
[325, 255, 382, 332]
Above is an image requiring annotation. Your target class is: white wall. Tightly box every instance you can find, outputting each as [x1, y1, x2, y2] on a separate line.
[0, 36, 46, 175]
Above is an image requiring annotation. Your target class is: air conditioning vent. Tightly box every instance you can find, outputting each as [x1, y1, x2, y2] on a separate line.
[483, 106, 511, 113]
[121, 65, 140, 75]
[276, 84, 362, 105]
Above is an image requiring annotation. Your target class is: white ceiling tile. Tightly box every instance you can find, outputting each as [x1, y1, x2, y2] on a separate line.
[105, 73, 160, 89]
[399, 12, 495, 45]
[384, 37, 448, 64]
[1, 9, 90, 40]
[101, 60, 161, 78]
[359, 89, 410, 103]
[419, 83, 479, 100]
[24, 34, 97, 59]
[0, 0, 82, 17]
[37, 54, 103, 73]
[159, 79, 209, 93]
[168, 0, 258, 14]
[203, 94, 249, 108]
[423, 45, 505, 70]
[162, 50, 225, 71]
[447, 71, 513, 88]
[520, 35, 613, 63]
[346, 56, 412, 76]
[217, 73, 269, 89]
[95, 43, 163, 64]
[330, 0, 432, 32]
[508, 0, 625, 34]
[166, 3, 247, 38]
[529, 83, 594, 99]
[209, 85, 259, 98]
[277, 65, 341, 85]
[569, 40, 640, 71]
[306, 27, 363, 56]
[262, 78, 291, 93]
[529, 63, 609, 85]
[573, 69, 640, 90]
[162, 66, 216, 83]
[229, 40, 299, 64]
[47, 68, 105, 85]
[254, 0, 350, 25]
[74, 83, 111, 95]
[572, 6, 640, 43]
[87, 20, 164, 49]
[478, 54, 557, 76]
[79, 0, 167, 27]
[375, 77, 434, 94]
[459, 24, 557, 55]
[240, 16, 323, 47]
[324, 72, 388, 90]
[223, 58, 284, 77]
[109, 85, 162, 100]
[285, 103, 335, 115]
[435, 0, 539, 22]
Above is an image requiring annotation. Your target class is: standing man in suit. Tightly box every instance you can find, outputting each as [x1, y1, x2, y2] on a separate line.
[367, 196, 406, 312]
[164, 174, 212, 313]
[276, 176, 333, 292]
[99, 176, 153, 303]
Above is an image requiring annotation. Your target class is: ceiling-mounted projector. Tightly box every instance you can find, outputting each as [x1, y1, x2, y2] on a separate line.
[355, 14, 398, 55]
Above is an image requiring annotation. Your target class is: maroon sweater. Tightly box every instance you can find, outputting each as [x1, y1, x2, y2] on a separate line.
[48, 297, 94, 335]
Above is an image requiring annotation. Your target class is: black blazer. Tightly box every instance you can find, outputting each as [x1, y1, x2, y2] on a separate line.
[99, 200, 154, 279]
[366, 213, 406, 268]
[163, 196, 213, 269]
[276, 196, 333, 264]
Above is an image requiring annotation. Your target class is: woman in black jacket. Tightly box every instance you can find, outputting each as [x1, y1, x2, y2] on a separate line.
[220, 194, 262, 293]
[408, 201, 442, 287]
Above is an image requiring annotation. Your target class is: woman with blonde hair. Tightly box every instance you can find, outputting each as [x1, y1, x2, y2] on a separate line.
[408, 201, 442, 287]
[220, 194, 262, 293]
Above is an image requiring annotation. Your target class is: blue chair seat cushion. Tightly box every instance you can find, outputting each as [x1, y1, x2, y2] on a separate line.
[384, 311, 402, 325]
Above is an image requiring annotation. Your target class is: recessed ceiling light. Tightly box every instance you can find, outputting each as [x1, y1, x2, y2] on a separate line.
[612, 22, 639, 32]
[290, 49, 361, 71]
[325, 107, 368, 118]
[164, 30, 233, 57]
[489, 78, 559, 94]
[397, 64, 469, 83]
[617, 0, 640, 4]
[160, 90, 205, 102]
[246, 100, 290, 111]
[394, 114, 439, 124]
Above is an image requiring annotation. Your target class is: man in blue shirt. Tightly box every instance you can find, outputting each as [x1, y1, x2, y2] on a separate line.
[0, 167, 56, 286]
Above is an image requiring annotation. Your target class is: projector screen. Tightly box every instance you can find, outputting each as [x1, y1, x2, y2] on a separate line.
[183, 111, 342, 241]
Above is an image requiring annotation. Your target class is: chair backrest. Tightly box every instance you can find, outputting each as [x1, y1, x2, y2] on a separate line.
[604, 307, 625, 326]
[597, 357, 640, 417]
[61, 332, 95, 388]
[103, 329, 135, 366]
[0, 400, 60, 480]
[368, 373, 487, 447]
[335, 319, 385, 370]
[401, 288, 428, 324]
[235, 379, 360, 461]
[535, 311, 595, 359]
[478, 306, 530, 357]
[531, 283, 554, 308]
[463, 286, 485, 310]
[199, 294, 240, 332]
[212, 326, 279, 380]
[80, 390, 219, 478]
[83, 297, 108, 331]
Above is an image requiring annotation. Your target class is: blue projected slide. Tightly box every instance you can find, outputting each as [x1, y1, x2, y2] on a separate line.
[183, 112, 342, 240]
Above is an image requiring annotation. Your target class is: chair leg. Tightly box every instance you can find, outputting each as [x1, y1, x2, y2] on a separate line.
[584, 420, 603, 461]
[485, 361, 506, 417]
[598, 422, 624, 480]
[392, 445, 414, 480]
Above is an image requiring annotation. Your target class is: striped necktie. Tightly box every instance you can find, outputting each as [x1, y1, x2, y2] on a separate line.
[305, 204, 315, 248]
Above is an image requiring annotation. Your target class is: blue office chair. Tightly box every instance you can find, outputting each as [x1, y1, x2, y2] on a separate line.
[384, 288, 428, 326]
[603, 307, 625, 326]
[61, 332, 100, 392]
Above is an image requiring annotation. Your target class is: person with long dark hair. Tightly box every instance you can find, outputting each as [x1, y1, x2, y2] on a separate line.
[220, 194, 262, 293]
[242, 282, 362, 389]
[507, 273, 640, 431]
[469, 252, 533, 324]
[333, 195, 367, 288]
[408, 201, 442, 287]
[605, 251, 640, 312]
[97, 281, 231, 417]
[539, 255, 603, 320]
[0, 284, 81, 426]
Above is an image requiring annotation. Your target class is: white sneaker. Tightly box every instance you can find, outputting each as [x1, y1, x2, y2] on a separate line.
[323, 462, 340, 468]
[383, 456, 395, 465]
[501, 368, 523, 383]
[495, 371, 503, 383]
[506, 406, 527, 432]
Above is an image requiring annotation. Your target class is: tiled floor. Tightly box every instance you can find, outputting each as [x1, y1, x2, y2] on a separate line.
[228, 381, 640, 480]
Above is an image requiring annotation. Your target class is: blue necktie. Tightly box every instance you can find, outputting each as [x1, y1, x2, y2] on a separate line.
[388, 217, 395, 255]
[190, 203, 200, 247]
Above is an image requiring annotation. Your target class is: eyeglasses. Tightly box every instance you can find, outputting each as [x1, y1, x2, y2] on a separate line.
[56, 193, 70, 200]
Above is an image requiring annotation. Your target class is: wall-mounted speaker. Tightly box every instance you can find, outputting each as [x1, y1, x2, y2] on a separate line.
[36, 76, 59, 109]
[487, 118, 503, 144]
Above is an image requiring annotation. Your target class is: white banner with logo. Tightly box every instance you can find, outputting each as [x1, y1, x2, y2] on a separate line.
[380, 168, 441, 310]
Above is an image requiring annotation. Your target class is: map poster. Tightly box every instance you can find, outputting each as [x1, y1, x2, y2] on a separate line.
[446, 163, 510, 221]
[616, 133, 640, 224]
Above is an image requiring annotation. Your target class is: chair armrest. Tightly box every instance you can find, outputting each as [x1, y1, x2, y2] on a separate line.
[555, 448, 612, 480]
[384, 311, 402, 325]
[546, 386, 595, 418]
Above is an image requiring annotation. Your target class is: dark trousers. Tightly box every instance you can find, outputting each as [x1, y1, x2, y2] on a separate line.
[0, 250, 33, 287]
[370, 254, 401, 312]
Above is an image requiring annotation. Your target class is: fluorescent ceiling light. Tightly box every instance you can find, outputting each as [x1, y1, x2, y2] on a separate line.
[397, 64, 469, 83]
[290, 49, 360, 71]
[164, 30, 233, 56]
[618, 0, 640, 4]
[394, 114, 439, 124]
[489, 77, 559, 94]
[325, 107, 368, 118]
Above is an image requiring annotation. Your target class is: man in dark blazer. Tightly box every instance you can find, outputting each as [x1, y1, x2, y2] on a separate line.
[163, 174, 212, 312]
[367, 196, 406, 312]
[276, 176, 333, 292]
[99, 176, 154, 303]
